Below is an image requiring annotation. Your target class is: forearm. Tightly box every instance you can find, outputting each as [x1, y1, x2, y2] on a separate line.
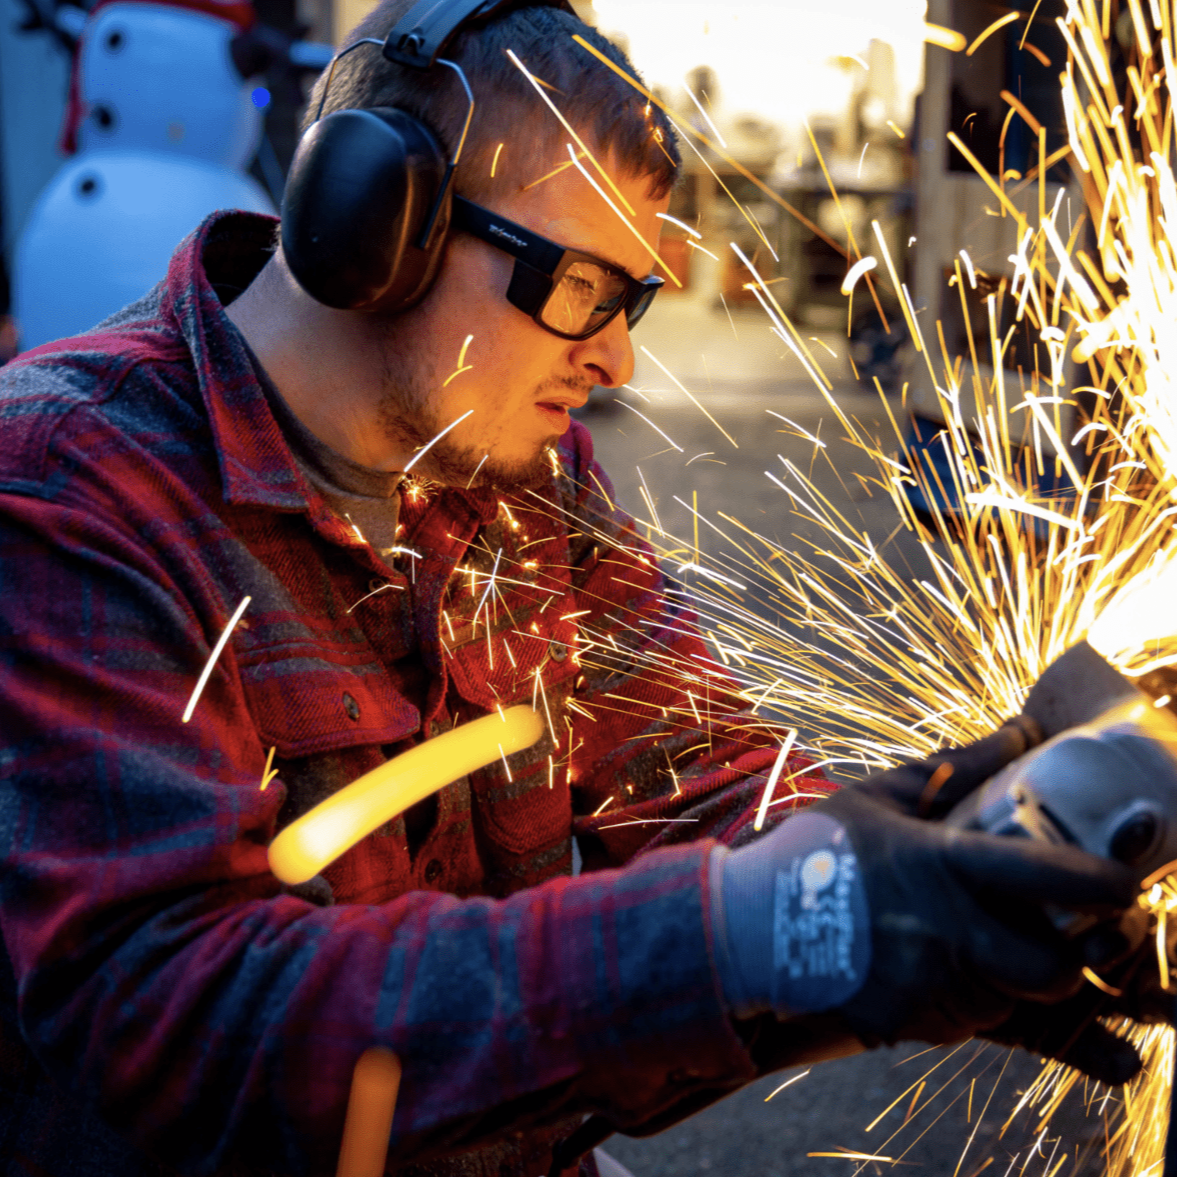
[7, 781, 754, 1173]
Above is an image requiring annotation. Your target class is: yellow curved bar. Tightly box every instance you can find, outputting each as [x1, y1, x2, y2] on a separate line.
[268, 705, 545, 885]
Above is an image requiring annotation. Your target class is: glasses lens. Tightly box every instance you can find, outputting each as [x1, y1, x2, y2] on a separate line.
[540, 260, 628, 338]
[626, 286, 658, 330]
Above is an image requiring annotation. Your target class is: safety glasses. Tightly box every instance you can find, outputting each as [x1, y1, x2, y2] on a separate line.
[450, 195, 664, 341]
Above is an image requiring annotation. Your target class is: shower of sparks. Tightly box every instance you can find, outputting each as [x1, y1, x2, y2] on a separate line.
[510, 0, 1177, 1167]
[641, 345, 739, 447]
[182, 595, 251, 723]
[402, 409, 474, 473]
[562, 145, 684, 286]
[506, 49, 638, 216]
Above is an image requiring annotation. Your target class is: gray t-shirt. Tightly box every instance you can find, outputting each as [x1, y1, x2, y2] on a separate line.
[261, 376, 405, 562]
[245, 347, 440, 851]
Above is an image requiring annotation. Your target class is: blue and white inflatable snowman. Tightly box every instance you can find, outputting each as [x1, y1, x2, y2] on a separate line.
[14, 0, 277, 349]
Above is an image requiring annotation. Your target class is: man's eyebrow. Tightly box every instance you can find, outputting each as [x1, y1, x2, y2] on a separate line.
[576, 245, 649, 282]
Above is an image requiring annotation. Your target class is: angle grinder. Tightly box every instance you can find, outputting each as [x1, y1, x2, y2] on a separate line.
[945, 640, 1177, 1172]
[946, 640, 1177, 886]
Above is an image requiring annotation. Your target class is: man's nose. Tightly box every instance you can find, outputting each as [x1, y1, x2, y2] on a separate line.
[570, 311, 635, 389]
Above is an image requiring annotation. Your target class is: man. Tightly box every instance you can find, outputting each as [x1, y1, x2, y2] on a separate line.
[0, 3, 1157, 1176]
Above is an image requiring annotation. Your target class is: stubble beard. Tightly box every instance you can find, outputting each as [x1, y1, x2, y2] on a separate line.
[375, 339, 580, 492]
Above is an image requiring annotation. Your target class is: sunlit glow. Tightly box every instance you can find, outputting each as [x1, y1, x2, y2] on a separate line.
[1088, 551, 1177, 671]
[592, 0, 928, 136]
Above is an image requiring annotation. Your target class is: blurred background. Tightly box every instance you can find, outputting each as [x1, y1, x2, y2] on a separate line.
[0, 0, 1104, 1171]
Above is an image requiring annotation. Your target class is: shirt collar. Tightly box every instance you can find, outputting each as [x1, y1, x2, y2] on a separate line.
[163, 210, 309, 510]
[163, 210, 502, 529]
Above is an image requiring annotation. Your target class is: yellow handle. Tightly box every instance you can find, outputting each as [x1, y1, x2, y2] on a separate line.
[268, 705, 545, 884]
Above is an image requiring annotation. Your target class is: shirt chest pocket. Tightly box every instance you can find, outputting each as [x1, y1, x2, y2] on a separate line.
[445, 596, 580, 711]
[238, 642, 421, 758]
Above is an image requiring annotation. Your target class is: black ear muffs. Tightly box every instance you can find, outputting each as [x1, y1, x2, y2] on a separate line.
[280, 107, 451, 313]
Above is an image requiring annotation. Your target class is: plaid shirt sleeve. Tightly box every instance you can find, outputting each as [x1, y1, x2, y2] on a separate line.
[0, 350, 784, 1177]
[547, 425, 834, 869]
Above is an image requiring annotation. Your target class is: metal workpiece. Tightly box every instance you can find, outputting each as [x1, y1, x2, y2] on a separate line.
[1021, 639, 1144, 739]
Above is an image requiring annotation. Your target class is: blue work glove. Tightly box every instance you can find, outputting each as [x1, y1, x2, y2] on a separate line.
[708, 720, 1142, 1081]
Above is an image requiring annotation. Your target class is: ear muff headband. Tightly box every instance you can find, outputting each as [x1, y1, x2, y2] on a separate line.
[279, 0, 572, 315]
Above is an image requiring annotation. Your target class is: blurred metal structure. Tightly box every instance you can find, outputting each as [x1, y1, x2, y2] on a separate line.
[908, 0, 1081, 453]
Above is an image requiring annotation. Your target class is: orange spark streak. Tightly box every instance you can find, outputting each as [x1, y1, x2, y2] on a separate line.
[336, 1048, 401, 1177]
[966, 11, 1020, 56]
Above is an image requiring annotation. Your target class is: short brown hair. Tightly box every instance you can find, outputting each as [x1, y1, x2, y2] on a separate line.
[303, 0, 681, 203]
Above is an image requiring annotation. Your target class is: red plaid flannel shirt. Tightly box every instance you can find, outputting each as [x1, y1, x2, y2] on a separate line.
[0, 212, 832, 1177]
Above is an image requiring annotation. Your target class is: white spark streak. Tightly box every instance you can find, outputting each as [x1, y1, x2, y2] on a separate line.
[347, 583, 398, 614]
[767, 410, 827, 448]
[403, 409, 474, 472]
[840, 256, 878, 296]
[683, 79, 727, 147]
[675, 561, 747, 591]
[753, 730, 797, 832]
[183, 595, 251, 723]
[765, 1069, 810, 1101]
[616, 400, 684, 451]
[656, 212, 701, 239]
[466, 454, 489, 488]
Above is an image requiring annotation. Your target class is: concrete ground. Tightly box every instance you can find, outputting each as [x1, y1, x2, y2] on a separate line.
[578, 294, 1119, 1177]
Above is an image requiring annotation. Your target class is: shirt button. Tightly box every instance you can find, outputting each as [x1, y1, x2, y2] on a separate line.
[369, 578, 387, 593]
[342, 692, 360, 721]
[548, 639, 568, 662]
[423, 858, 442, 883]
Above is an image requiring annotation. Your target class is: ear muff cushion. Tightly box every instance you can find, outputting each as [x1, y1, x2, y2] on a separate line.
[281, 107, 450, 312]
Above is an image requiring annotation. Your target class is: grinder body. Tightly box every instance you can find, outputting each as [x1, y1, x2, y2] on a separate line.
[946, 641, 1177, 883]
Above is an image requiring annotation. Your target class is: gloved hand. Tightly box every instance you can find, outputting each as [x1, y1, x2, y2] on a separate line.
[983, 903, 1173, 1083]
[708, 719, 1141, 1079]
